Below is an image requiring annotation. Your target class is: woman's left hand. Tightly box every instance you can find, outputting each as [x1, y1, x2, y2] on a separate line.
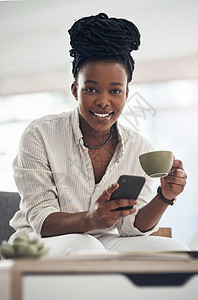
[160, 157, 187, 200]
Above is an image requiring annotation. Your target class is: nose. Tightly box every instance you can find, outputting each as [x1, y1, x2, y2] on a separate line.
[95, 92, 110, 108]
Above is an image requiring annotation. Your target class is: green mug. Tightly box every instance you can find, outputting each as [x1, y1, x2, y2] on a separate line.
[139, 150, 173, 178]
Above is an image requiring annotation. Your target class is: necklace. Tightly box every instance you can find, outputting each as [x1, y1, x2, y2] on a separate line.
[83, 125, 114, 149]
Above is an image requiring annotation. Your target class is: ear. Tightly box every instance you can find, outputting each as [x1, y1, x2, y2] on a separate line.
[71, 81, 78, 100]
[126, 84, 129, 100]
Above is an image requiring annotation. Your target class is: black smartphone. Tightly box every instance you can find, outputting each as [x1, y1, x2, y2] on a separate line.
[110, 175, 146, 211]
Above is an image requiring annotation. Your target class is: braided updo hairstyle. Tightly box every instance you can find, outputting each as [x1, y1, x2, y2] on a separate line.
[68, 13, 141, 82]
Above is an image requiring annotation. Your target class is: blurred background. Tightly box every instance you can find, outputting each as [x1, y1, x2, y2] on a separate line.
[0, 0, 198, 249]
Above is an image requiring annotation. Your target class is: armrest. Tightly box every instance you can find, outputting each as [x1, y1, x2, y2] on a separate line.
[150, 227, 172, 238]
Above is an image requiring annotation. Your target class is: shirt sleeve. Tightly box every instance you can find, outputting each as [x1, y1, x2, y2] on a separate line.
[116, 174, 159, 236]
[10, 124, 60, 235]
[116, 134, 159, 237]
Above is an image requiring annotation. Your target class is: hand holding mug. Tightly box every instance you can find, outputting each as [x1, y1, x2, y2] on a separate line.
[160, 157, 187, 200]
[139, 150, 187, 201]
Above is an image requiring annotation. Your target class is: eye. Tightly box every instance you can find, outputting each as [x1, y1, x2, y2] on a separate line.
[111, 89, 122, 94]
[85, 87, 97, 93]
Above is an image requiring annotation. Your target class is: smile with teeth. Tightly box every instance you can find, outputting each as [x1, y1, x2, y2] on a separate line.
[91, 111, 113, 118]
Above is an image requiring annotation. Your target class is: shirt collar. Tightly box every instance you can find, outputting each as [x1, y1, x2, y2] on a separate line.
[115, 122, 125, 160]
[71, 106, 83, 145]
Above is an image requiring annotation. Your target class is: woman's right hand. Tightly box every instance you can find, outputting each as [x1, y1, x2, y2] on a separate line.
[85, 183, 137, 230]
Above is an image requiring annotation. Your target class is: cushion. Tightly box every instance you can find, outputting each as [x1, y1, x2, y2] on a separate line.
[0, 191, 20, 244]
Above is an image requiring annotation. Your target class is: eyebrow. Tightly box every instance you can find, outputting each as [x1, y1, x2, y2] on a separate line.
[84, 80, 98, 84]
[84, 80, 123, 86]
[110, 82, 123, 87]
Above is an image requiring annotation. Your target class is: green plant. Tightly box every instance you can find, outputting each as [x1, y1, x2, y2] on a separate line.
[0, 231, 49, 259]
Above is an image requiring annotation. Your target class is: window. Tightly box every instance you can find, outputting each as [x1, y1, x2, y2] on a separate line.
[120, 79, 198, 247]
[0, 92, 77, 191]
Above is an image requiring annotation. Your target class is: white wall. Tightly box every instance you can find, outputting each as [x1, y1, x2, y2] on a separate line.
[0, 0, 198, 78]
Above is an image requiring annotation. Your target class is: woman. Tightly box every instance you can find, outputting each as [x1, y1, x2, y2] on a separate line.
[10, 13, 189, 256]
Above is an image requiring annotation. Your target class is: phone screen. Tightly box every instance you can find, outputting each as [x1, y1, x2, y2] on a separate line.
[110, 175, 145, 210]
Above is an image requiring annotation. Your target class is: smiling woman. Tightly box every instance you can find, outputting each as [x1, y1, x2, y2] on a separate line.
[9, 13, 189, 255]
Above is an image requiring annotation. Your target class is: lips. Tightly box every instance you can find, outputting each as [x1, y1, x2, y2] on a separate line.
[90, 111, 114, 118]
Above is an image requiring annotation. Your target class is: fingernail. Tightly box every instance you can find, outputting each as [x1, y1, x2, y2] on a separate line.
[112, 183, 117, 187]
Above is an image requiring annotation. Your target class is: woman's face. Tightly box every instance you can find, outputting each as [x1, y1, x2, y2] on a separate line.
[71, 61, 129, 132]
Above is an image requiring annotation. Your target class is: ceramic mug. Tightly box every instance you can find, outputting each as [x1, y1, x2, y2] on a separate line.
[139, 150, 173, 178]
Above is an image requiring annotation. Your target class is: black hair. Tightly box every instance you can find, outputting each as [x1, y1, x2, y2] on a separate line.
[68, 13, 141, 82]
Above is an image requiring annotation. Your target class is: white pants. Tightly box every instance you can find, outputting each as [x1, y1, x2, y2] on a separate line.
[41, 233, 190, 258]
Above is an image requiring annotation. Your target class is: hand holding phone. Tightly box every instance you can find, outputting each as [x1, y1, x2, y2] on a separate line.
[110, 175, 145, 210]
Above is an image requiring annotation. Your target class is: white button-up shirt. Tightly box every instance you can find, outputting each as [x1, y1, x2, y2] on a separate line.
[10, 107, 156, 237]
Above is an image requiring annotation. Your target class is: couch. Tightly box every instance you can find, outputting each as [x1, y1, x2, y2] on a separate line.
[0, 191, 20, 244]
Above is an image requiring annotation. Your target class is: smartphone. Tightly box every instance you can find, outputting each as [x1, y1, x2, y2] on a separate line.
[110, 175, 146, 210]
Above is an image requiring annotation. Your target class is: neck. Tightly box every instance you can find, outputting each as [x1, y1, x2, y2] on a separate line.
[79, 114, 112, 142]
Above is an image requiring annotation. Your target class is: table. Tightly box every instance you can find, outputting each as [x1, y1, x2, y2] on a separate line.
[0, 252, 198, 300]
